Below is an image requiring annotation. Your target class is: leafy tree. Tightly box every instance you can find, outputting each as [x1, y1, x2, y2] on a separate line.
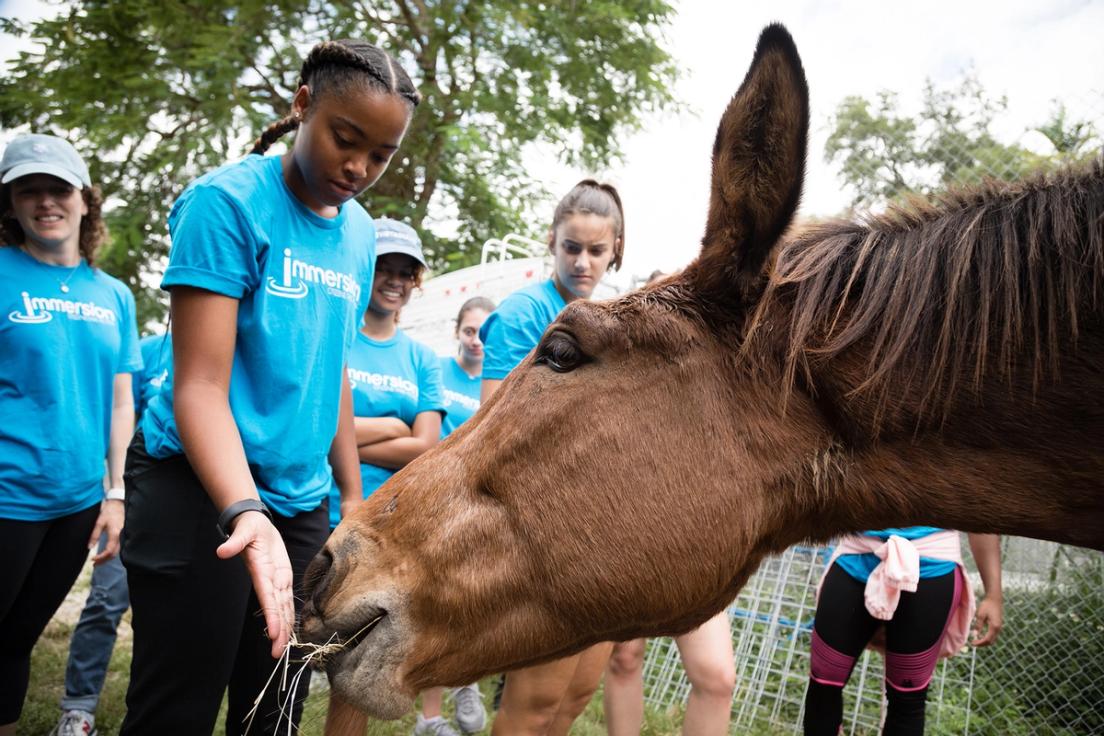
[1035, 102, 1099, 157]
[0, 1, 678, 325]
[824, 71, 1099, 210]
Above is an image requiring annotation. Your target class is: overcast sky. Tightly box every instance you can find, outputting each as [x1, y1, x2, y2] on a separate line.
[567, 0, 1104, 282]
[3, 0, 1102, 284]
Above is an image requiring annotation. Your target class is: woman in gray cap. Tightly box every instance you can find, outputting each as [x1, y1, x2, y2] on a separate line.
[0, 134, 141, 735]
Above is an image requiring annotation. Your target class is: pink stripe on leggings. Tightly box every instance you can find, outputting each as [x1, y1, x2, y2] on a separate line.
[884, 566, 964, 692]
[810, 628, 857, 687]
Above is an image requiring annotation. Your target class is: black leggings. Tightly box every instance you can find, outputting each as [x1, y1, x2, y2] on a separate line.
[119, 433, 330, 736]
[0, 505, 100, 724]
[804, 562, 960, 736]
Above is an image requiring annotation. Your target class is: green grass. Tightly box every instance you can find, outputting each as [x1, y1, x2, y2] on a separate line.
[19, 562, 698, 735]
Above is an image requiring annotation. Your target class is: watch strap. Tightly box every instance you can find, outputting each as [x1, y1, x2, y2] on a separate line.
[217, 498, 271, 539]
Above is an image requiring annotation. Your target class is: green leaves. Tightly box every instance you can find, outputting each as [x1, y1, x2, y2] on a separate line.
[824, 71, 1099, 211]
[1, 0, 678, 325]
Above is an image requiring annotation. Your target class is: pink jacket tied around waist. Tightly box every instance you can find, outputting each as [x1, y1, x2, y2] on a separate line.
[820, 530, 976, 658]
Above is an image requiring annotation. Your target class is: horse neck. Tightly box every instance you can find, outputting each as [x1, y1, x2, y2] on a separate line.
[792, 358, 1104, 550]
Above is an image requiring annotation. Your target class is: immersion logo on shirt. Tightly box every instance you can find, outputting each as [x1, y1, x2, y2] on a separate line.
[348, 367, 418, 400]
[443, 388, 479, 413]
[265, 247, 361, 303]
[8, 291, 118, 325]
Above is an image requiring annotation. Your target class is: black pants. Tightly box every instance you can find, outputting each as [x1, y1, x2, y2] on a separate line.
[0, 504, 100, 724]
[120, 433, 329, 736]
[804, 562, 959, 736]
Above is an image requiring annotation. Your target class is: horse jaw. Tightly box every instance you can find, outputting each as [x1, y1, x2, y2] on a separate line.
[300, 520, 417, 718]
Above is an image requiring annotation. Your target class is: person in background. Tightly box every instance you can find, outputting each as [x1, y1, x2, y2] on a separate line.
[0, 134, 141, 736]
[482, 179, 625, 736]
[803, 530, 1003, 736]
[322, 218, 448, 736]
[604, 618, 736, 736]
[119, 38, 418, 736]
[439, 296, 495, 439]
[51, 333, 171, 736]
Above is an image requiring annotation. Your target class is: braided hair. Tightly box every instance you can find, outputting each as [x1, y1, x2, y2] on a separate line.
[251, 40, 421, 155]
[551, 179, 626, 272]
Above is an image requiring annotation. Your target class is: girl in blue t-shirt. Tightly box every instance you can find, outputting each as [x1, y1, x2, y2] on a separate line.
[0, 134, 141, 730]
[118, 41, 420, 736]
[332, 218, 445, 525]
[439, 296, 495, 439]
[483, 180, 626, 736]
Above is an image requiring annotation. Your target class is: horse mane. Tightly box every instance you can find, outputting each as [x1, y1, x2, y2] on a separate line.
[753, 159, 1104, 424]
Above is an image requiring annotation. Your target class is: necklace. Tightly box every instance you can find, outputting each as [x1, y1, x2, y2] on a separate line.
[57, 263, 80, 293]
[21, 245, 81, 292]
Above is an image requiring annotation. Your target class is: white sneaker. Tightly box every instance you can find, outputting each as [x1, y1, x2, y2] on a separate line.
[52, 710, 97, 736]
[414, 714, 462, 736]
[452, 683, 488, 733]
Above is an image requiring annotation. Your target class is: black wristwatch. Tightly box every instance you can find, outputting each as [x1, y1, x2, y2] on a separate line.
[217, 498, 272, 539]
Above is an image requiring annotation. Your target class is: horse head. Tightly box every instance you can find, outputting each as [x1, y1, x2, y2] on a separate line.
[299, 22, 1104, 718]
[299, 23, 819, 717]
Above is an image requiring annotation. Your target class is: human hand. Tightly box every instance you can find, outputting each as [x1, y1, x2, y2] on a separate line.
[971, 596, 1004, 647]
[90, 499, 125, 564]
[216, 510, 295, 658]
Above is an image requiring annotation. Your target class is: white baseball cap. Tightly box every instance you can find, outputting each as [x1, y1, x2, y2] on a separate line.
[1, 134, 91, 189]
[374, 217, 428, 267]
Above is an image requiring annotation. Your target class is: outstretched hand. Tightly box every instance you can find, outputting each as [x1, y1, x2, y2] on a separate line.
[217, 510, 295, 658]
[971, 596, 1004, 647]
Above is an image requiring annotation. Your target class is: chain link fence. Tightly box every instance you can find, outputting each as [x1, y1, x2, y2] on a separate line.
[641, 540, 1103, 735]
[639, 90, 1104, 735]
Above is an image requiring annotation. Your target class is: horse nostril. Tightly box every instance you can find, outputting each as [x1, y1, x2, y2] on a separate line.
[303, 547, 335, 611]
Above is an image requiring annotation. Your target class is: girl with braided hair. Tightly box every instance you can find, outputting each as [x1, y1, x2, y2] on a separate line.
[119, 39, 418, 736]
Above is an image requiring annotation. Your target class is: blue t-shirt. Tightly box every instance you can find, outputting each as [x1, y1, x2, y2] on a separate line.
[0, 246, 142, 520]
[439, 356, 481, 438]
[140, 154, 376, 517]
[835, 526, 958, 582]
[132, 333, 173, 418]
[331, 328, 446, 527]
[479, 279, 566, 380]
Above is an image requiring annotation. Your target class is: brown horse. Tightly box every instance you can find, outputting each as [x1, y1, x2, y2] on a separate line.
[300, 24, 1104, 719]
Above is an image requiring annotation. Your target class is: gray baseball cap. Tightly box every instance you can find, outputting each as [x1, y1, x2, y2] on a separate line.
[374, 217, 428, 268]
[0, 134, 91, 189]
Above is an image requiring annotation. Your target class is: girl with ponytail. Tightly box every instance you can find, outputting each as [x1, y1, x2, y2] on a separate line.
[120, 39, 418, 736]
[480, 180, 626, 736]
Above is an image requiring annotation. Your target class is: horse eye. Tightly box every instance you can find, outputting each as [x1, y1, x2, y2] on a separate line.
[536, 335, 584, 373]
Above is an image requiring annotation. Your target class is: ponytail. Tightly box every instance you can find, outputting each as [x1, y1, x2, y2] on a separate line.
[551, 179, 626, 271]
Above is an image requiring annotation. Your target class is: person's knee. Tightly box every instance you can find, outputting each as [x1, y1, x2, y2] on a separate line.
[607, 641, 644, 679]
[809, 630, 857, 688]
[497, 700, 559, 734]
[886, 682, 928, 711]
[559, 686, 599, 721]
[687, 658, 736, 700]
[884, 682, 929, 733]
[505, 689, 564, 723]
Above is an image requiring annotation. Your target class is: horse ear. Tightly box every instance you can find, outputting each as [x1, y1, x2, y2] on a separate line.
[689, 24, 808, 305]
